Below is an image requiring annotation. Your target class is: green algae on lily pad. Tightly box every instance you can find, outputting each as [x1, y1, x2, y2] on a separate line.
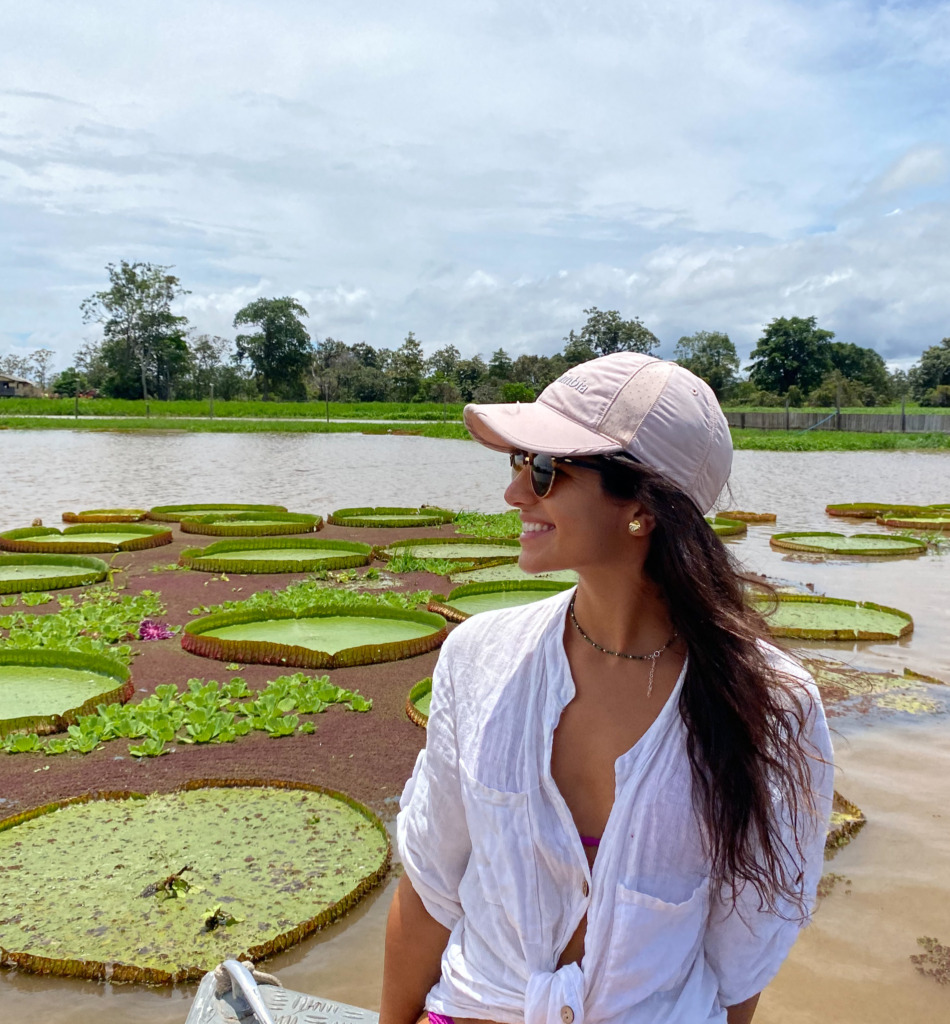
[429, 580, 572, 623]
[0, 525, 172, 554]
[0, 554, 109, 594]
[328, 506, 456, 528]
[0, 648, 132, 738]
[705, 515, 747, 537]
[406, 676, 432, 727]
[62, 509, 149, 523]
[180, 512, 324, 537]
[770, 532, 927, 557]
[381, 536, 521, 565]
[826, 791, 866, 852]
[751, 593, 913, 640]
[0, 780, 390, 983]
[449, 563, 578, 586]
[184, 605, 447, 668]
[179, 538, 372, 574]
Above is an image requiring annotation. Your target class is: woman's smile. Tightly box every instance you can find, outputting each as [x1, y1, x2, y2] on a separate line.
[519, 519, 554, 540]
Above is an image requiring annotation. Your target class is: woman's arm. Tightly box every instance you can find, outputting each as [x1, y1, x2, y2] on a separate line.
[379, 875, 452, 1024]
[726, 992, 760, 1024]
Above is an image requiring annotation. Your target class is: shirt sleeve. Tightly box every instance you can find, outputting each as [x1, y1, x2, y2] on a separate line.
[703, 674, 835, 1007]
[396, 640, 472, 931]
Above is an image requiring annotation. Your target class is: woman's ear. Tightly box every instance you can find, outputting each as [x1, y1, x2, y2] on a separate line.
[625, 503, 656, 537]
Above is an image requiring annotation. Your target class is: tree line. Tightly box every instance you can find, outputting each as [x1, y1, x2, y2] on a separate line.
[1, 261, 948, 407]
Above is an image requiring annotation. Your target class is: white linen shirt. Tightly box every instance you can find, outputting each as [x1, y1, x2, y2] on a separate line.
[397, 588, 834, 1024]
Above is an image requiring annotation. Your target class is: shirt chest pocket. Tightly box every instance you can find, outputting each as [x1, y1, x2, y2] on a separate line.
[602, 878, 710, 995]
[458, 758, 542, 943]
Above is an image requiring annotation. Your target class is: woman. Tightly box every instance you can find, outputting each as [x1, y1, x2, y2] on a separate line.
[381, 353, 834, 1024]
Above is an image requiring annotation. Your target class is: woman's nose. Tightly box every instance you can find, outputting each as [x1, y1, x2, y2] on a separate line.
[504, 466, 535, 508]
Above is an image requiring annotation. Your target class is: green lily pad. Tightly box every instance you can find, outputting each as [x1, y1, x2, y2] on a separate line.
[429, 580, 572, 622]
[382, 537, 521, 565]
[148, 503, 288, 523]
[0, 554, 109, 594]
[328, 506, 456, 528]
[877, 514, 950, 531]
[184, 605, 447, 668]
[719, 510, 776, 523]
[805, 657, 946, 715]
[62, 509, 149, 523]
[0, 648, 131, 737]
[752, 593, 913, 640]
[0, 525, 172, 554]
[770, 532, 927, 556]
[179, 538, 372, 574]
[825, 502, 938, 519]
[449, 563, 578, 586]
[706, 515, 747, 537]
[180, 512, 324, 537]
[0, 781, 390, 983]
[826, 791, 866, 852]
[406, 677, 432, 727]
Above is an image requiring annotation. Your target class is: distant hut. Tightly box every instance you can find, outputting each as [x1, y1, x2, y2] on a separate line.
[0, 372, 40, 398]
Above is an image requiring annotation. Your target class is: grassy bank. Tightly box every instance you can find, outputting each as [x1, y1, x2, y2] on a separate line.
[2, 416, 950, 450]
[0, 398, 466, 420]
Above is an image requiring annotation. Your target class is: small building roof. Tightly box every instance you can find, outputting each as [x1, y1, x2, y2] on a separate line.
[0, 372, 37, 386]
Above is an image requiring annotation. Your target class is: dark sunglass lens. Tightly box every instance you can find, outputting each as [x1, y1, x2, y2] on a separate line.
[510, 452, 527, 482]
[530, 454, 556, 497]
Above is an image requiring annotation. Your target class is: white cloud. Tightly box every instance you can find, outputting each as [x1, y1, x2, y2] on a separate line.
[1, 0, 949, 373]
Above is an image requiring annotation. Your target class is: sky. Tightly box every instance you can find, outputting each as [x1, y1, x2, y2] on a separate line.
[1, 0, 949, 375]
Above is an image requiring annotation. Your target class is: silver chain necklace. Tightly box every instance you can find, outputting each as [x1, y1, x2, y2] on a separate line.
[568, 593, 678, 698]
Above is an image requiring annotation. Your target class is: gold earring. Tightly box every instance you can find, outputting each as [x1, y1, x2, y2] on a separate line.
[628, 519, 641, 534]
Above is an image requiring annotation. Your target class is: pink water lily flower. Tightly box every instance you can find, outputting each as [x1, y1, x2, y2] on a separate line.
[138, 620, 175, 641]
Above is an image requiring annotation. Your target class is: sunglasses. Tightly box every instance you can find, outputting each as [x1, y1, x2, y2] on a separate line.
[509, 451, 603, 498]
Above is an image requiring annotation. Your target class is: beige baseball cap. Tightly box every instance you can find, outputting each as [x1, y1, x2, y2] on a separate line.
[463, 352, 732, 513]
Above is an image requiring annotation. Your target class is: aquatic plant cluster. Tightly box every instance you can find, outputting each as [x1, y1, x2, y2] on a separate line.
[1, 673, 372, 758]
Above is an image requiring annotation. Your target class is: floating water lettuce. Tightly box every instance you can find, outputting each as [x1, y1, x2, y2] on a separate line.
[0, 781, 390, 983]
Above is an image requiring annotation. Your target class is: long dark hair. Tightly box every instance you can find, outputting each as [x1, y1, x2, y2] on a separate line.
[597, 454, 819, 914]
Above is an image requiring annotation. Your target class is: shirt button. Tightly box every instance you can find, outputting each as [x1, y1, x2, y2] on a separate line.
[560, 1007, 575, 1024]
[581, 880, 590, 898]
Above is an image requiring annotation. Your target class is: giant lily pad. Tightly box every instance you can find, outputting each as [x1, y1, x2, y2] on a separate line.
[449, 563, 578, 586]
[429, 580, 572, 622]
[147, 503, 288, 523]
[824, 502, 937, 519]
[0, 648, 131, 737]
[0, 780, 390, 983]
[877, 513, 950, 531]
[328, 506, 456, 528]
[719, 510, 776, 523]
[751, 593, 913, 640]
[770, 532, 927, 557]
[826, 791, 866, 852]
[183, 605, 447, 668]
[381, 537, 521, 565]
[406, 676, 432, 727]
[62, 508, 149, 523]
[706, 515, 747, 537]
[0, 554, 109, 594]
[805, 657, 945, 716]
[0, 524, 172, 553]
[179, 538, 372, 574]
[180, 512, 324, 537]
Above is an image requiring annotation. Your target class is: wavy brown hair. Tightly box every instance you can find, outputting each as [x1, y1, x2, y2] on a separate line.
[597, 453, 820, 915]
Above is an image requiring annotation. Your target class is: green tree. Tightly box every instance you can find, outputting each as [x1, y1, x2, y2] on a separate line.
[488, 348, 514, 381]
[568, 306, 659, 359]
[426, 345, 461, 381]
[28, 348, 57, 390]
[387, 331, 426, 401]
[673, 331, 740, 399]
[908, 337, 950, 402]
[233, 297, 312, 401]
[0, 353, 34, 379]
[511, 353, 568, 393]
[455, 355, 488, 401]
[827, 342, 891, 403]
[748, 316, 834, 395]
[51, 366, 87, 397]
[81, 261, 189, 401]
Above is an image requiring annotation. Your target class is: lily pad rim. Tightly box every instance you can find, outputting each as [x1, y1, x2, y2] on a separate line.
[0, 553, 109, 594]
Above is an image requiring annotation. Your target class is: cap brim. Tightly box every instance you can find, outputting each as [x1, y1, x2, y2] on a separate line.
[463, 402, 622, 456]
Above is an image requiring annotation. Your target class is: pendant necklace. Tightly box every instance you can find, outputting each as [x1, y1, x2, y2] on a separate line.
[568, 593, 678, 698]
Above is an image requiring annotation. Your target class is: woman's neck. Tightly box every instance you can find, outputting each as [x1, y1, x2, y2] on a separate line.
[572, 570, 675, 655]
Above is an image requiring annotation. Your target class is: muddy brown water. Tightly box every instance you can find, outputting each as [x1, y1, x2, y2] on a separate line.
[2, 431, 950, 1022]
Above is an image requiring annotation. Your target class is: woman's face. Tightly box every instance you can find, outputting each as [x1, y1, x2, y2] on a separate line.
[504, 455, 645, 576]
